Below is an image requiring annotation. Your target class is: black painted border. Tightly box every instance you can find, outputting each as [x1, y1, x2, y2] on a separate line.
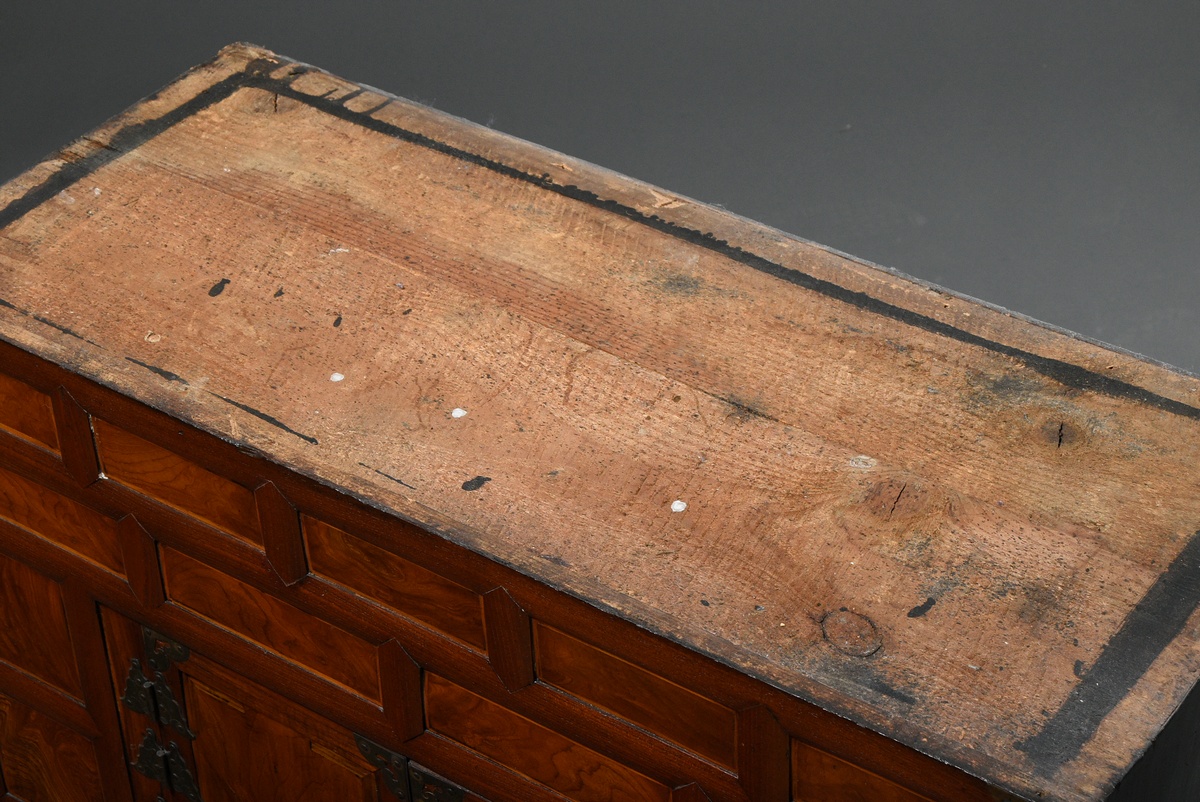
[2, 50, 1199, 784]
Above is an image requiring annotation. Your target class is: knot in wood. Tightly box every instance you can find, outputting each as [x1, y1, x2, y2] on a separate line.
[822, 609, 882, 657]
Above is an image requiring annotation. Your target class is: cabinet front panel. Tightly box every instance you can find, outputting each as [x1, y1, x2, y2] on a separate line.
[534, 621, 737, 769]
[93, 419, 262, 545]
[161, 546, 381, 700]
[0, 552, 82, 699]
[186, 679, 377, 802]
[0, 372, 57, 452]
[425, 673, 670, 802]
[0, 694, 103, 802]
[304, 515, 487, 650]
[792, 740, 934, 802]
[0, 465, 122, 574]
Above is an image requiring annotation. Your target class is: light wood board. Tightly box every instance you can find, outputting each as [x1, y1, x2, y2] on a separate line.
[2, 44, 1199, 801]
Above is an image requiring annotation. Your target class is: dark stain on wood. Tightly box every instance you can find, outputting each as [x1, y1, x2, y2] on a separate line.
[461, 476, 491, 492]
[1017, 531, 1200, 776]
[907, 597, 936, 618]
[207, 391, 318, 445]
[125, 357, 188, 385]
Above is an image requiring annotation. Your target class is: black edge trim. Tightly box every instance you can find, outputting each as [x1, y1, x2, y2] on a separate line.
[1016, 532, 1200, 775]
[209, 391, 318, 445]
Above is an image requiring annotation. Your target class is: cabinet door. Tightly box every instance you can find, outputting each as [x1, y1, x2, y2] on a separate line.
[0, 551, 127, 802]
[0, 693, 105, 802]
[101, 608, 384, 802]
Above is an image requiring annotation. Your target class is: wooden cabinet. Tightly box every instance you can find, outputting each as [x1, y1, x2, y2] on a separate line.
[1, 43, 1198, 802]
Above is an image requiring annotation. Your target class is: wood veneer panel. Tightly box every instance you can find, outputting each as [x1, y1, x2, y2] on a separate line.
[425, 673, 670, 802]
[186, 679, 377, 801]
[0, 465, 121, 574]
[792, 740, 933, 802]
[93, 418, 261, 545]
[0, 694, 103, 802]
[305, 515, 486, 649]
[0, 372, 56, 451]
[534, 622, 736, 769]
[161, 546, 380, 701]
[0, 552, 82, 698]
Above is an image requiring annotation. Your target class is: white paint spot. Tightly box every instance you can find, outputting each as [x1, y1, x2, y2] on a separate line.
[849, 455, 877, 469]
[670, 500, 687, 513]
[57, 191, 75, 204]
[330, 372, 345, 382]
[223, 167, 232, 173]
[92, 187, 102, 196]
[328, 247, 350, 254]
[450, 408, 468, 419]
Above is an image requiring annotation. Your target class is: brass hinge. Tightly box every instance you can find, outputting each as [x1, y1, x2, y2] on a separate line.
[354, 735, 466, 801]
[132, 729, 202, 802]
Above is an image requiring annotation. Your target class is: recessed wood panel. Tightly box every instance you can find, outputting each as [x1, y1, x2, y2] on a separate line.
[534, 622, 736, 769]
[161, 546, 380, 700]
[425, 673, 670, 802]
[305, 516, 485, 649]
[792, 740, 932, 802]
[0, 694, 103, 802]
[0, 465, 122, 573]
[186, 679, 376, 802]
[93, 418, 261, 544]
[0, 372, 57, 451]
[0, 552, 82, 698]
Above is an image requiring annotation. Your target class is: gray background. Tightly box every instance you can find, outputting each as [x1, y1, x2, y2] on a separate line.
[2, 2, 1197, 372]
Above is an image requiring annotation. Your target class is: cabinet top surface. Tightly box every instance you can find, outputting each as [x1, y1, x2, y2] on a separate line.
[2, 44, 1198, 802]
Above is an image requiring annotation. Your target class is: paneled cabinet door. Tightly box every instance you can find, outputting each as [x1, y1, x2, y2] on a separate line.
[100, 608, 392, 802]
[0, 549, 118, 802]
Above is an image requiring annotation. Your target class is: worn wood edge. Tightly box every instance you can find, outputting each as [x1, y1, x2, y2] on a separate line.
[2, 44, 1194, 801]
[0, 335, 999, 802]
[0, 44, 263, 220]
[0, 47, 1080, 801]
[317, 52, 1200, 413]
[0, 342, 758, 799]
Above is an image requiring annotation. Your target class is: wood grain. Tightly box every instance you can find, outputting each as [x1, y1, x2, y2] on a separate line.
[161, 546, 380, 700]
[256, 481, 307, 585]
[0, 371, 57, 450]
[0, 43, 1197, 800]
[117, 514, 165, 608]
[0, 694, 104, 802]
[378, 638, 424, 742]
[737, 705, 790, 802]
[305, 515, 486, 649]
[93, 418, 261, 544]
[51, 388, 99, 486]
[534, 622, 736, 768]
[0, 464, 122, 574]
[483, 587, 535, 692]
[425, 672, 671, 802]
[186, 678, 377, 802]
[0, 551, 82, 698]
[792, 740, 933, 802]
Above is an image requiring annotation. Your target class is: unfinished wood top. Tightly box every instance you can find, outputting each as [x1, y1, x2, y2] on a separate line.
[2, 44, 1199, 801]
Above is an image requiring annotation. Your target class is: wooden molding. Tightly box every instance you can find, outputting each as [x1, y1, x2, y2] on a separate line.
[482, 587, 535, 692]
[51, 387, 100, 486]
[255, 481, 308, 586]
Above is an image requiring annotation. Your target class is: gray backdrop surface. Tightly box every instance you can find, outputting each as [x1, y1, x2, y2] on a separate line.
[2, 2, 1197, 371]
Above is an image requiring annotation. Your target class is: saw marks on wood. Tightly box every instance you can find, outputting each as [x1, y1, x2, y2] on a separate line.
[2, 44, 1199, 801]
